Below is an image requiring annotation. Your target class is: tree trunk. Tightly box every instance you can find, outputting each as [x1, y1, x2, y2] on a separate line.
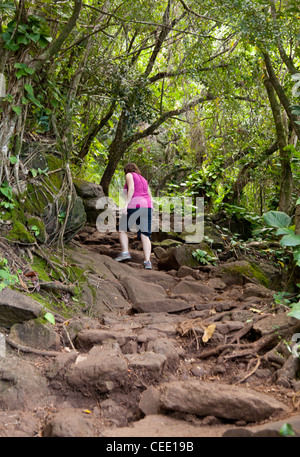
[100, 142, 127, 195]
[263, 76, 293, 214]
[263, 52, 300, 140]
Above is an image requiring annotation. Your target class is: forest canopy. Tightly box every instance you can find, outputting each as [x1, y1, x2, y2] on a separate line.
[0, 0, 299, 219]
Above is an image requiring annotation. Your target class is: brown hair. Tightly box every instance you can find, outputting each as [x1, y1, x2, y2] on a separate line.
[124, 163, 141, 175]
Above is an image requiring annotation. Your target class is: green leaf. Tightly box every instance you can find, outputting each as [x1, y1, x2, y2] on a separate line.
[14, 63, 34, 75]
[44, 312, 55, 325]
[0, 269, 11, 280]
[9, 156, 18, 164]
[17, 34, 29, 45]
[279, 423, 296, 436]
[28, 32, 40, 43]
[276, 227, 295, 236]
[4, 40, 19, 51]
[0, 184, 13, 200]
[280, 234, 300, 247]
[287, 303, 300, 320]
[24, 83, 34, 96]
[263, 211, 292, 228]
[15, 69, 27, 79]
[297, 197, 300, 206]
[12, 106, 21, 116]
[27, 93, 43, 108]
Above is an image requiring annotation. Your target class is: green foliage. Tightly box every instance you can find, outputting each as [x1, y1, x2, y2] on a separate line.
[279, 423, 296, 436]
[263, 210, 300, 267]
[1, 14, 52, 52]
[0, 256, 19, 291]
[0, 181, 15, 211]
[263, 211, 292, 229]
[44, 312, 55, 325]
[192, 249, 217, 265]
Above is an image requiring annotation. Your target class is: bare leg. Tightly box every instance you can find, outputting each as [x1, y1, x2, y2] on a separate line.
[119, 231, 129, 252]
[141, 234, 151, 262]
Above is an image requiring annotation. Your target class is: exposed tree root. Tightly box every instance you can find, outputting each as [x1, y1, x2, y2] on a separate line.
[6, 337, 77, 357]
[275, 355, 300, 388]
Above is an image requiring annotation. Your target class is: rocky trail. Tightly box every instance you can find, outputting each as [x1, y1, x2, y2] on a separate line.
[1, 224, 300, 438]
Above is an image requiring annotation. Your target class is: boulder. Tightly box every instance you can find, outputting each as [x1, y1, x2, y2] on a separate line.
[139, 386, 161, 415]
[74, 328, 136, 350]
[172, 280, 215, 297]
[0, 355, 49, 410]
[125, 352, 167, 378]
[177, 266, 200, 279]
[158, 242, 214, 271]
[153, 246, 167, 259]
[210, 260, 271, 288]
[0, 288, 43, 328]
[66, 344, 128, 393]
[132, 298, 192, 314]
[159, 380, 288, 422]
[73, 179, 106, 224]
[146, 337, 184, 366]
[252, 314, 300, 338]
[9, 319, 60, 351]
[100, 399, 132, 427]
[43, 408, 95, 437]
[120, 275, 167, 305]
[19, 147, 87, 242]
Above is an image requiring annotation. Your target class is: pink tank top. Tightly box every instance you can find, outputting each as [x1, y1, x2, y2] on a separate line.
[124, 173, 153, 209]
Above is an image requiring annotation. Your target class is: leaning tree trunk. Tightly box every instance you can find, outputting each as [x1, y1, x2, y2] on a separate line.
[100, 141, 128, 195]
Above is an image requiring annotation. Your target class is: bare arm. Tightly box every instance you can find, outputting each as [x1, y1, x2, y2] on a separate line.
[124, 173, 134, 211]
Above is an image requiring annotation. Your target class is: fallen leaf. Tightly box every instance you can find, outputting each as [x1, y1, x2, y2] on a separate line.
[24, 270, 38, 277]
[202, 324, 216, 343]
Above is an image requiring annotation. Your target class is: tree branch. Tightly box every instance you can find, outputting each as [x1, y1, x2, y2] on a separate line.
[32, 0, 82, 69]
[263, 52, 300, 139]
[125, 93, 216, 148]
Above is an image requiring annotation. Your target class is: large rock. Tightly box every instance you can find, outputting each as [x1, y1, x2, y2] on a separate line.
[132, 298, 192, 314]
[253, 314, 300, 338]
[159, 380, 288, 422]
[0, 355, 49, 410]
[73, 179, 105, 224]
[125, 352, 167, 378]
[74, 328, 136, 350]
[0, 288, 43, 328]
[20, 146, 87, 242]
[171, 279, 216, 297]
[120, 275, 167, 305]
[210, 260, 272, 288]
[157, 242, 214, 271]
[43, 408, 95, 437]
[9, 319, 60, 351]
[66, 344, 128, 393]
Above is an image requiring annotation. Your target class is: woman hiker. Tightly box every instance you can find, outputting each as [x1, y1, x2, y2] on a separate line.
[115, 163, 153, 270]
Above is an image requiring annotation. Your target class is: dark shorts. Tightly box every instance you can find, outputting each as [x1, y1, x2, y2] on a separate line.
[119, 207, 152, 240]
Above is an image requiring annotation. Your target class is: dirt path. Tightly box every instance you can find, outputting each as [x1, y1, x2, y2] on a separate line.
[1, 228, 300, 438]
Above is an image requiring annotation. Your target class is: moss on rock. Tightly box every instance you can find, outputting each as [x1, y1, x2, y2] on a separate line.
[213, 260, 270, 288]
[7, 220, 35, 243]
[26, 216, 47, 243]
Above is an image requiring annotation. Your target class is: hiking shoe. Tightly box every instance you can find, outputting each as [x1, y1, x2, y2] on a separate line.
[144, 260, 152, 270]
[115, 252, 131, 262]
